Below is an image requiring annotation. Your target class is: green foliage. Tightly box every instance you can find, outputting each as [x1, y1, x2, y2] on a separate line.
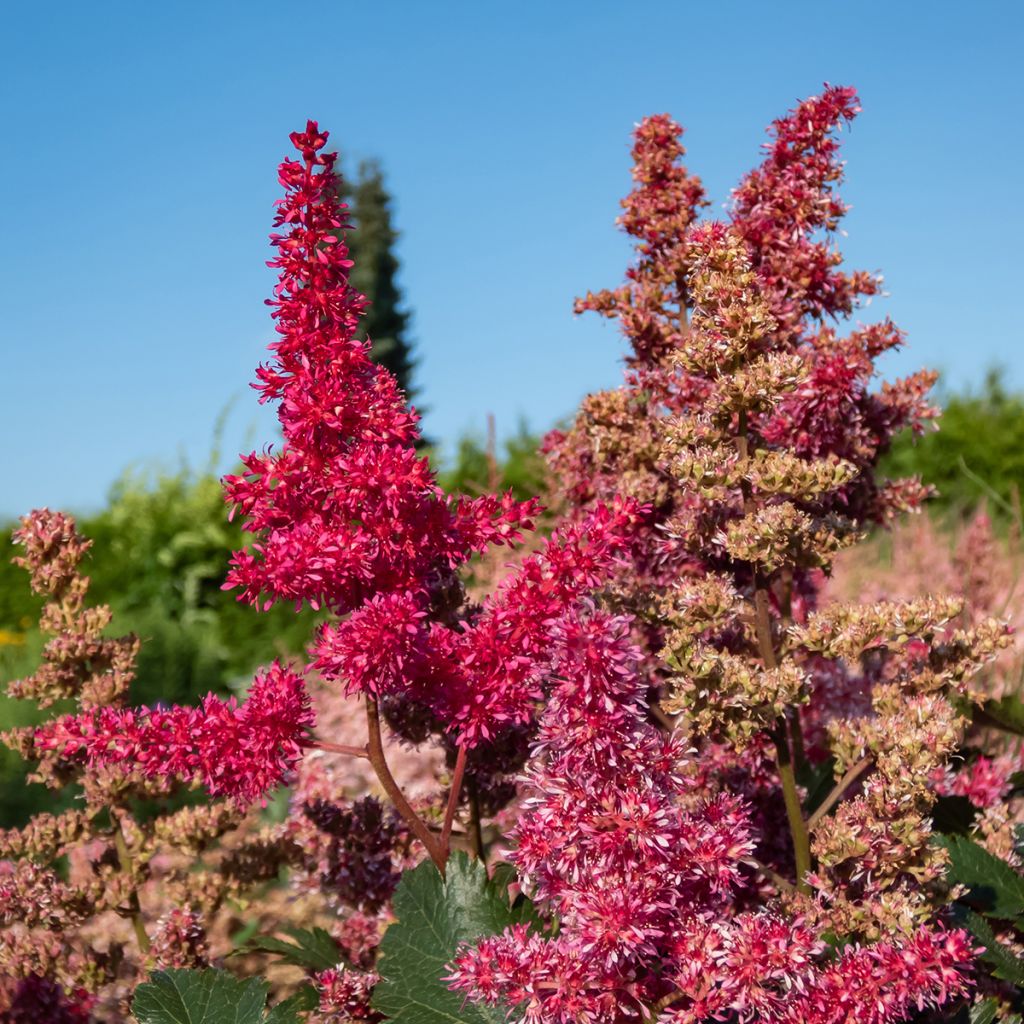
[936, 833, 1024, 1009]
[968, 997, 1017, 1024]
[935, 834, 1024, 919]
[960, 909, 1024, 984]
[132, 969, 312, 1024]
[438, 421, 547, 502]
[239, 926, 344, 973]
[883, 369, 1024, 517]
[973, 694, 1024, 737]
[970, 1000, 998, 1024]
[372, 851, 541, 1023]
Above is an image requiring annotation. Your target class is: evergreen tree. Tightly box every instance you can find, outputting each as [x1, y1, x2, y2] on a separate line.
[335, 159, 419, 403]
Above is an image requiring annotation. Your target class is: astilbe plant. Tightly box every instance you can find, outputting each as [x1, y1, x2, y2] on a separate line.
[215, 120, 641, 879]
[7, 122, 644, 1018]
[3, 97, 1018, 1024]
[0, 511, 315, 1020]
[451, 89, 1011, 1023]
[544, 89, 937, 664]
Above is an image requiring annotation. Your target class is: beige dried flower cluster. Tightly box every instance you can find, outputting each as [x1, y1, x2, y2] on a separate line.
[654, 225, 1012, 937]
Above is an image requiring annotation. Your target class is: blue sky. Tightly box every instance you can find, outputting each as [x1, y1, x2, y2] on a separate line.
[2, 0, 1021, 518]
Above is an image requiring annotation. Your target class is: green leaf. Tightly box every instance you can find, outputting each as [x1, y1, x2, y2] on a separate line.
[372, 851, 540, 1023]
[797, 757, 837, 818]
[961, 909, 1024, 984]
[266, 985, 318, 1022]
[230, 919, 261, 949]
[132, 969, 300, 1024]
[240, 925, 343, 972]
[936, 834, 1024, 919]
[969, 998, 1000, 1024]
[974, 695, 1024, 736]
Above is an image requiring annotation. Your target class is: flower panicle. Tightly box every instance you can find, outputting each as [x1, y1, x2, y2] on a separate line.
[32, 661, 314, 806]
[224, 121, 540, 623]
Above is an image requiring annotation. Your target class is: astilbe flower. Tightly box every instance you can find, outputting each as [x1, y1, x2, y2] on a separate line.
[223, 121, 539, 726]
[214, 126, 580, 893]
[147, 909, 209, 970]
[449, 604, 974, 1022]
[300, 796, 410, 913]
[332, 914, 383, 972]
[451, 90, 995, 1023]
[315, 967, 381, 1023]
[449, 607, 757, 1021]
[0, 511, 302, 1013]
[575, 111, 708, 372]
[204, 123, 658, 912]
[31, 659, 312, 806]
[544, 89, 938, 727]
[934, 754, 1018, 810]
[23, 120, 552, 852]
[729, 85, 876, 343]
[7, 510, 137, 709]
[772, 928, 974, 1024]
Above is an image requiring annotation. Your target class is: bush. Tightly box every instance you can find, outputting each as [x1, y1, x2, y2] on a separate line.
[884, 368, 1024, 518]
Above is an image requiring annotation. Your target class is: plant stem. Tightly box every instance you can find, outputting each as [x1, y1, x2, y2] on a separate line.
[752, 568, 811, 889]
[467, 777, 486, 861]
[441, 744, 469, 853]
[365, 696, 447, 873]
[788, 708, 806, 769]
[779, 568, 794, 625]
[770, 720, 811, 893]
[736, 410, 812, 893]
[745, 856, 795, 895]
[644, 989, 683, 1021]
[312, 739, 370, 759]
[753, 591, 811, 887]
[113, 818, 151, 954]
[807, 756, 872, 830]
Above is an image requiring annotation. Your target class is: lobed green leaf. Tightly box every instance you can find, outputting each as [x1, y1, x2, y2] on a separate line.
[240, 925, 344, 973]
[132, 969, 302, 1024]
[936, 834, 1024, 920]
[372, 851, 541, 1023]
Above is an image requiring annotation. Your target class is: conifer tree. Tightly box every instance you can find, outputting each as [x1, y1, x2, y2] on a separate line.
[335, 160, 419, 403]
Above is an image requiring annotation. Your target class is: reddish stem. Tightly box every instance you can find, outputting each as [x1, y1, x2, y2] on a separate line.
[441, 744, 469, 854]
[365, 696, 447, 873]
[312, 739, 370, 760]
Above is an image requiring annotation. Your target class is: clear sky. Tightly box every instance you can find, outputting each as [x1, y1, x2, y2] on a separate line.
[2, 0, 1021, 518]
